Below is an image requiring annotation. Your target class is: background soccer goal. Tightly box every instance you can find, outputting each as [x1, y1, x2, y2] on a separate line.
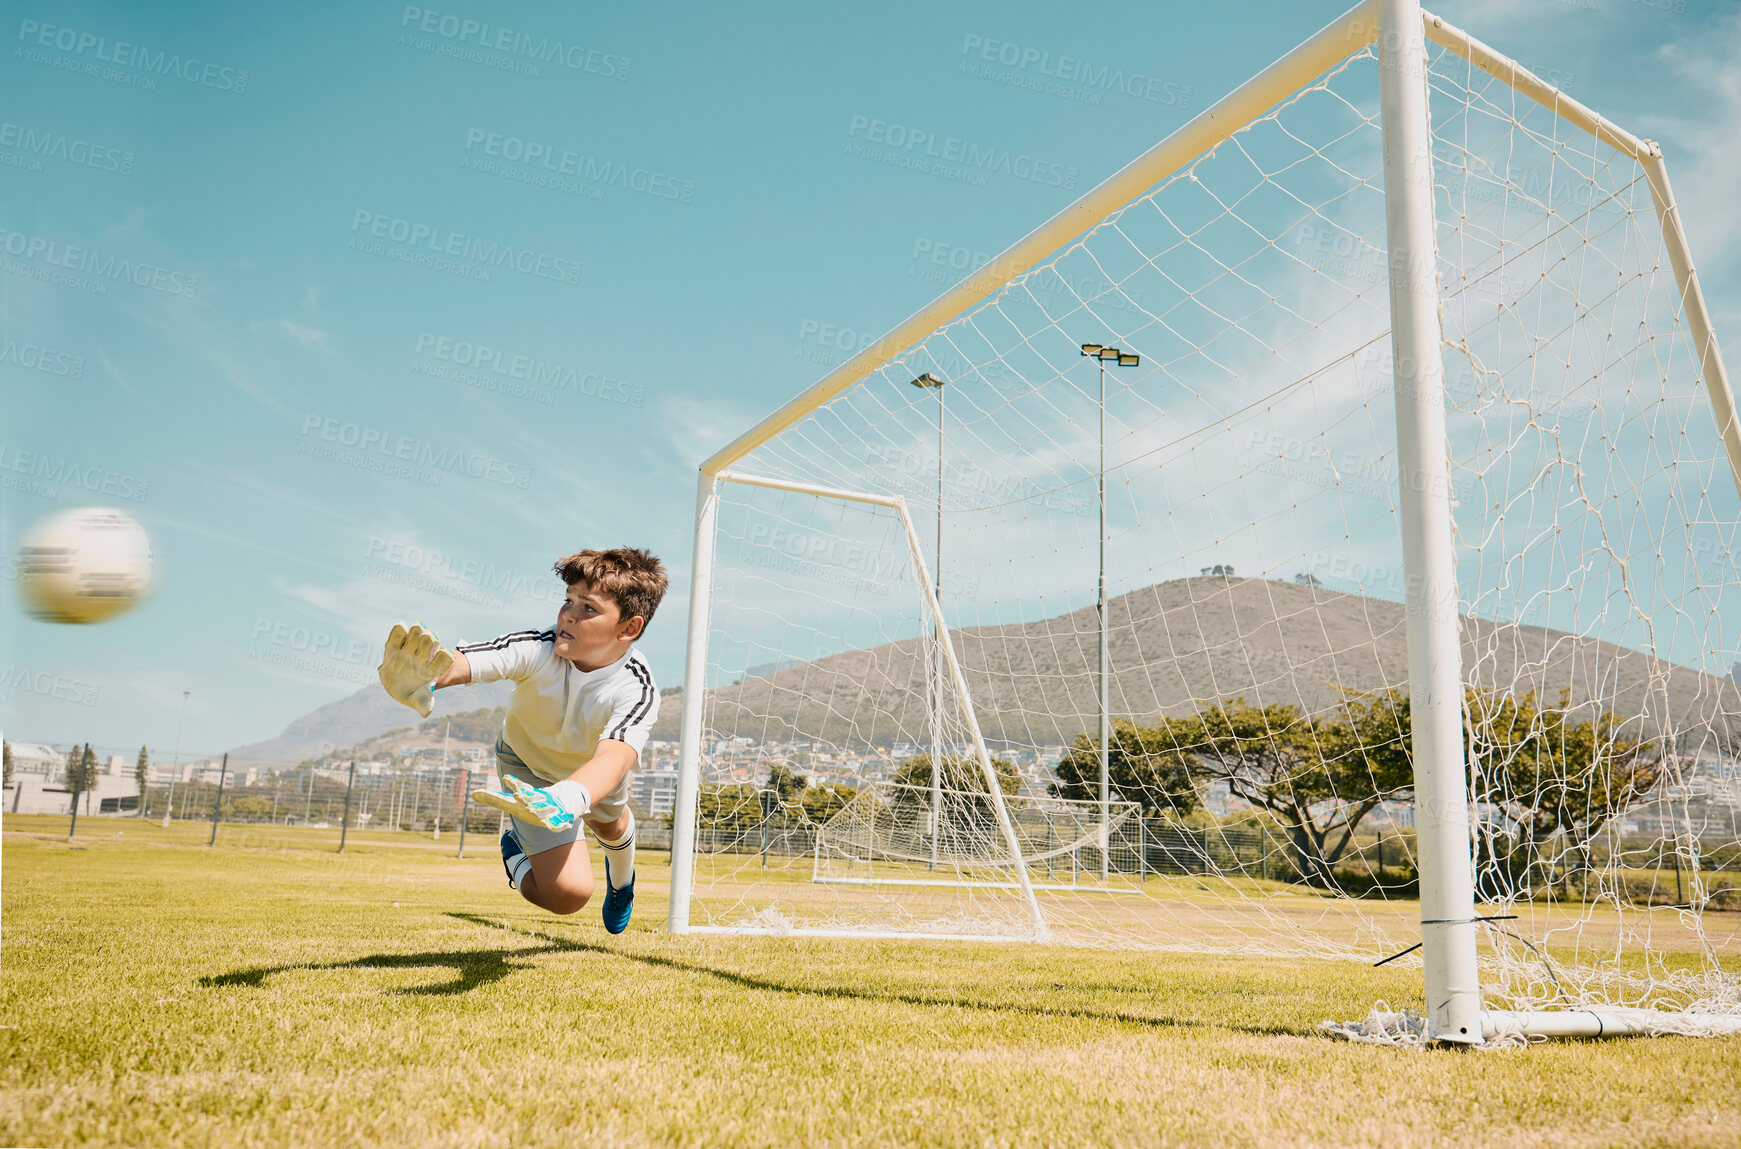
[666, 0, 1741, 1046]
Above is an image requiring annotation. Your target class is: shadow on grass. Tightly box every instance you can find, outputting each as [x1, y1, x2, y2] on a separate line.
[203, 910, 1310, 1037]
[201, 937, 557, 997]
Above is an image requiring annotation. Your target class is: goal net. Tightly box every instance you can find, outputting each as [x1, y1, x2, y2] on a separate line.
[668, 0, 1741, 1043]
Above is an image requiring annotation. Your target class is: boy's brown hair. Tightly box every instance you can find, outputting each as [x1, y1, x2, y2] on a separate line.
[554, 548, 669, 630]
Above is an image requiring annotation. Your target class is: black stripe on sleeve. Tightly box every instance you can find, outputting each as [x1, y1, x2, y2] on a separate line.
[608, 657, 655, 741]
[455, 629, 554, 654]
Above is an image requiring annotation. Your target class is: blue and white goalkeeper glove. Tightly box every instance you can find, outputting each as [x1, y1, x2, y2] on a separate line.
[472, 776, 591, 832]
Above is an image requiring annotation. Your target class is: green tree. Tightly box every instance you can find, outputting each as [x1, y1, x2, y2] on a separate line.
[1467, 687, 1657, 896]
[893, 752, 1020, 795]
[3, 740, 12, 792]
[1050, 717, 1201, 815]
[799, 784, 858, 825]
[1187, 695, 1413, 890]
[64, 743, 95, 811]
[890, 752, 1020, 854]
[135, 745, 150, 814]
[696, 783, 761, 834]
[226, 796, 276, 822]
[764, 761, 808, 804]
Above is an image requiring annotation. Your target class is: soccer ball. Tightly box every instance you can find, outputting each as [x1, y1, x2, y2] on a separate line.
[17, 507, 154, 624]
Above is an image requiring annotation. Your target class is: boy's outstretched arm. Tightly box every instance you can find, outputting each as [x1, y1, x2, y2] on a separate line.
[474, 740, 637, 832]
[434, 650, 471, 689]
[378, 622, 464, 717]
[566, 739, 636, 810]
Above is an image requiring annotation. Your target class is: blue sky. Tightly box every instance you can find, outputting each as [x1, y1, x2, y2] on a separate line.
[4, 0, 1740, 761]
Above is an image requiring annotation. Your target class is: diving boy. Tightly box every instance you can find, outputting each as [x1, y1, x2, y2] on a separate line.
[376, 547, 666, 933]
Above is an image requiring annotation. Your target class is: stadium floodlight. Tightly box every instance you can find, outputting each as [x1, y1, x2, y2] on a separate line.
[667, 0, 1741, 1049]
[909, 371, 949, 868]
[1079, 342, 1139, 879]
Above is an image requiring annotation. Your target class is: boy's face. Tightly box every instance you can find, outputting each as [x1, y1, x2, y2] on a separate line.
[554, 581, 642, 670]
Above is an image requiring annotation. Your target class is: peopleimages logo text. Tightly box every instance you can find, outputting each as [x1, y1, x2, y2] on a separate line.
[399, 7, 629, 78]
[0, 228, 198, 296]
[350, 210, 581, 284]
[416, 333, 644, 406]
[0, 121, 133, 173]
[0, 339, 84, 379]
[846, 116, 1077, 189]
[463, 129, 694, 202]
[959, 34, 1191, 107]
[299, 415, 532, 488]
[16, 19, 248, 91]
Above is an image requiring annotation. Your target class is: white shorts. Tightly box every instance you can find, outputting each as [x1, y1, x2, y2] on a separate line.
[495, 738, 631, 856]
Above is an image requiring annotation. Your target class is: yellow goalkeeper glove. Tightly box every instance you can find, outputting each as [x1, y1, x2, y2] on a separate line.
[377, 622, 454, 718]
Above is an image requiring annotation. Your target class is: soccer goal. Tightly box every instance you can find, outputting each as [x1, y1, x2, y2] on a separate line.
[813, 785, 1145, 894]
[668, 0, 1741, 1046]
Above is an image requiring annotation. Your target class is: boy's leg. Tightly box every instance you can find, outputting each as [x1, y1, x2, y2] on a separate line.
[491, 742, 595, 914]
[517, 838, 596, 915]
[587, 780, 636, 933]
[589, 809, 635, 890]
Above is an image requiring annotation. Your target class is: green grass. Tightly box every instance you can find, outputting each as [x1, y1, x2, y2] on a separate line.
[4, 816, 1740, 1148]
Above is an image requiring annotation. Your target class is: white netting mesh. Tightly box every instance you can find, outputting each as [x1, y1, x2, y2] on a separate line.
[680, 38, 1741, 1024]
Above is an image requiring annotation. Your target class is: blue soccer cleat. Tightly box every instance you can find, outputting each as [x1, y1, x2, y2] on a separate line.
[500, 828, 528, 889]
[601, 874, 634, 934]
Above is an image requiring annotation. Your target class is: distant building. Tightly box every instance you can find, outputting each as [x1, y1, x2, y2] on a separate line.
[630, 766, 679, 818]
[6, 770, 141, 816]
[6, 742, 62, 776]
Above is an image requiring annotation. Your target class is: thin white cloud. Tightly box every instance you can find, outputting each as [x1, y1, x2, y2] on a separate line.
[96, 348, 136, 396]
[1647, 10, 1741, 265]
[273, 319, 331, 353]
[660, 392, 759, 470]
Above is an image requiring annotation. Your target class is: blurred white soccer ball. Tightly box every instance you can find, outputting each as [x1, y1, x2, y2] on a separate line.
[17, 507, 153, 624]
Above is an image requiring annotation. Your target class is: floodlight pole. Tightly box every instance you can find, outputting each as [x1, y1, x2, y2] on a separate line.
[432, 719, 448, 841]
[162, 690, 189, 829]
[1080, 343, 1138, 880]
[910, 372, 948, 870]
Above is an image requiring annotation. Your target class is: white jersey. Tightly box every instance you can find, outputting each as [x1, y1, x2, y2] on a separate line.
[455, 628, 659, 784]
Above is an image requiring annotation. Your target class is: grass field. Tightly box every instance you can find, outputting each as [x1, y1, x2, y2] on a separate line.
[4, 815, 1740, 1147]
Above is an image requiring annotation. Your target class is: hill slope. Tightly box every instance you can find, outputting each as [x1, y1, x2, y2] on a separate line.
[655, 577, 1739, 749]
[228, 680, 513, 767]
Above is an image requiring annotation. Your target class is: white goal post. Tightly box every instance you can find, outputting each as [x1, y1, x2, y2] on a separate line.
[669, 0, 1741, 1046]
[673, 468, 1047, 938]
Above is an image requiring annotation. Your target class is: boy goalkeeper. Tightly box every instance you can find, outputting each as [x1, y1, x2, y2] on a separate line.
[376, 548, 666, 933]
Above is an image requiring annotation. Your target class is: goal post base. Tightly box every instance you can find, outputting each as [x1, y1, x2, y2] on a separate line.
[680, 925, 1041, 944]
[814, 875, 1146, 896]
[1484, 1009, 1741, 1042]
[1327, 1007, 1741, 1047]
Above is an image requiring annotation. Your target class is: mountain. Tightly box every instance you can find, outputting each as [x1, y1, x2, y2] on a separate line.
[652, 576, 1740, 749]
[227, 679, 513, 768]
